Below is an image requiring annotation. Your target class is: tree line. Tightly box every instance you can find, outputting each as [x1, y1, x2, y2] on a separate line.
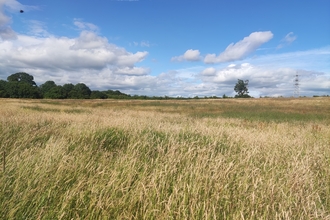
[0, 72, 253, 99]
[0, 72, 221, 100]
[0, 72, 131, 99]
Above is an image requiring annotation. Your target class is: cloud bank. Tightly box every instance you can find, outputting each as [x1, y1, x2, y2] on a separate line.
[198, 59, 330, 97]
[1, 30, 148, 70]
[0, 18, 150, 89]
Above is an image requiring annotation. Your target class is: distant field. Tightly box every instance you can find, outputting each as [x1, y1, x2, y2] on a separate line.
[1, 98, 330, 219]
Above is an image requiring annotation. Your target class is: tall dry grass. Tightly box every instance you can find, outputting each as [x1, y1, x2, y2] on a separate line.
[0, 98, 330, 219]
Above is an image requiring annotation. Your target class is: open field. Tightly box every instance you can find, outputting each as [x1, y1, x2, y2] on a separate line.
[1, 98, 330, 219]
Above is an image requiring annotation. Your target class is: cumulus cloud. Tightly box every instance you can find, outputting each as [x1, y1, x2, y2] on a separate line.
[277, 32, 297, 49]
[204, 31, 273, 64]
[0, 30, 148, 69]
[70, 31, 108, 50]
[201, 67, 216, 76]
[0, 1, 152, 93]
[0, 18, 149, 88]
[171, 49, 201, 62]
[199, 63, 252, 84]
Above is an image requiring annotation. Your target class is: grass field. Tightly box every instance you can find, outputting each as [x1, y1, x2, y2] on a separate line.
[1, 98, 330, 219]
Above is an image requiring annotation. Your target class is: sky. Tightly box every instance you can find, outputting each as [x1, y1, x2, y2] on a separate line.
[0, 0, 329, 97]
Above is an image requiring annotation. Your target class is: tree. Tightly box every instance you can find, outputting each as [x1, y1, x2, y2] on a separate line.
[40, 81, 57, 96]
[0, 80, 9, 98]
[5, 81, 41, 98]
[62, 83, 74, 98]
[103, 90, 130, 99]
[45, 86, 66, 99]
[91, 90, 108, 99]
[68, 83, 91, 99]
[6, 73, 41, 98]
[7, 72, 37, 86]
[234, 79, 251, 98]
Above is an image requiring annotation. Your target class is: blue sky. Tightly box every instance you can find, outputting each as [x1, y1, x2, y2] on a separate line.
[0, 0, 329, 97]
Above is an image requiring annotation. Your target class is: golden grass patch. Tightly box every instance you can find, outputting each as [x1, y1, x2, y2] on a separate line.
[1, 98, 330, 219]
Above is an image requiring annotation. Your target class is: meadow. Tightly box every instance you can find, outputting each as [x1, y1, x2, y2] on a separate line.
[1, 98, 330, 219]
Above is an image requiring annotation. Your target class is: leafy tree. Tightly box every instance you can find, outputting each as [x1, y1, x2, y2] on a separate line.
[18, 82, 41, 98]
[45, 86, 66, 99]
[40, 81, 57, 96]
[5, 81, 19, 98]
[68, 83, 91, 99]
[6, 81, 41, 98]
[5, 72, 41, 98]
[0, 80, 9, 98]
[7, 72, 37, 86]
[234, 79, 251, 98]
[62, 83, 75, 98]
[91, 90, 108, 99]
[104, 90, 130, 99]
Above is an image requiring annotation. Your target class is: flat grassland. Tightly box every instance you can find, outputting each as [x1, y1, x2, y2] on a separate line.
[1, 98, 330, 219]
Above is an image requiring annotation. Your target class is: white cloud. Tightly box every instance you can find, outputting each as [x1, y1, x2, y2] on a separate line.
[116, 51, 148, 67]
[201, 67, 216, 76]
[114, 67, 150, 76]
[1, 30, 148, 69]
[0, 0, 17, 40]
[70, 31, 108, 50]
[130, 41, 151, 47]
[3, 0, 24, 11]
[200, 63, 275, 86]
[140, 41, 150, 47]
[283, 32, 297, 44]
[0, 19, 149, 88]
[171, 49, 201, 62]
[198, 58, 330, 97]
[0, 0, 39, 40]
[73, 19, 99, 32]
[0, 1, 10, 25]
[204, 31, 274, 64]
[0, 26, 16, 39]
[184, 49, 201, 61]
[277, 32, 297, 49]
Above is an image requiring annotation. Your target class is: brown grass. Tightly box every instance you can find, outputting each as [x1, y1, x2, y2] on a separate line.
[0, 98, 330, 219]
